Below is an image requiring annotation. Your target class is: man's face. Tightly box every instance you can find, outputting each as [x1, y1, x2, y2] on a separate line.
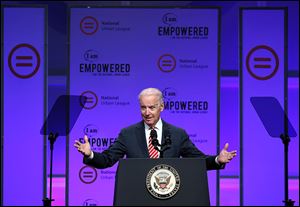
[140, 95, 164, 127]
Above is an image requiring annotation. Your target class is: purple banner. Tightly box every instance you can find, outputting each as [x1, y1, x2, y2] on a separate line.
[69, 8, 219, 206]
[2, 7, 46, 205]
[241, 9, 286, 205]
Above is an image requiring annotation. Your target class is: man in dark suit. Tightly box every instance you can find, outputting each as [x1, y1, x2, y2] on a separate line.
[74, 88, 237, 170]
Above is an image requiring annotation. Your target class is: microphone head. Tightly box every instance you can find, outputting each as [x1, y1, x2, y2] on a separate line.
[151, 138, 159, 147]
[164, 128, 171, 146]
[150, 129, 157, 139]
[165, 137, 172, 145]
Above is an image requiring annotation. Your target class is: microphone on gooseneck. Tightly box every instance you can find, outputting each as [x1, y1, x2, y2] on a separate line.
[150, 128, 157, 139]
[150, 129, 160, 147]
[164, 129, 172, 147]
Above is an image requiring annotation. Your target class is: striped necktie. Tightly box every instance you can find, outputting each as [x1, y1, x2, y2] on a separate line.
[148, 128, 159, 159]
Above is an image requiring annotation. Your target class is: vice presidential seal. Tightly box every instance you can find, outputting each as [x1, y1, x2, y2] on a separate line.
[146, 164, 180, 199]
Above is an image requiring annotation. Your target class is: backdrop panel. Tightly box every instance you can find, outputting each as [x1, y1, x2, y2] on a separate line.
[240, 8, 286, 206]
[2, 7, 47, 206]
[68, 7, 219, 206]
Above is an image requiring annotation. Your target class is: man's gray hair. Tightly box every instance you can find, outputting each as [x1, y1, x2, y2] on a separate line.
[138, 88, 163, 103]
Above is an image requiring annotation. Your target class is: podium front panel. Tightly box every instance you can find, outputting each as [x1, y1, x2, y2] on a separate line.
[114, 158, 210, 206]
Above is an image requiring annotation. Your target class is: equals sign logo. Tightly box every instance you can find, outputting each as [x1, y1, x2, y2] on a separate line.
[80, 16, 99, 35]
[162, 59, 172, 67]
[80, 91, 98, 109]
[83, 171, 94, 178]
[83, 21, 95, 29]
[15, 55, 33, 67]
[158, 54, 176, 72]
[79, 166, 97, 184]
[85, 96, 94, 104]
[254, 57, 271, 69]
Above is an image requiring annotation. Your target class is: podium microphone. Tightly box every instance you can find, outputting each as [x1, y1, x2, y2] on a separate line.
[164, 135, 172, 146]
[163, 129, 172, 149]
[150, 129, 160, 147]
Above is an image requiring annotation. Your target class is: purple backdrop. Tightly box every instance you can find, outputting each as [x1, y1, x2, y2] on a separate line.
[1, 2, 298, 207]
[241, 8, 286, 205]
[3, 7, 46, 205]
[68, 7, 219, 206]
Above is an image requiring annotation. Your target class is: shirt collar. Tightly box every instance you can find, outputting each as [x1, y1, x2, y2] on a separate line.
[144, 118, 162, 130]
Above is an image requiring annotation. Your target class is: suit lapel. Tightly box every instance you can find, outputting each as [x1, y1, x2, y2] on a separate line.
[135, 121, 149, 157]
[161, 120, 169, 145]
[161, 120, 173, 157]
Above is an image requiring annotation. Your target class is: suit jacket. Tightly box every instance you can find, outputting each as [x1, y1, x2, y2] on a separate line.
[84, 120, 223, 170]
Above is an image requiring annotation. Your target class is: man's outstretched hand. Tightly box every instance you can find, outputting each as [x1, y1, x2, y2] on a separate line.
[74, 135, 92, 157]
[217, 143, 237, 164]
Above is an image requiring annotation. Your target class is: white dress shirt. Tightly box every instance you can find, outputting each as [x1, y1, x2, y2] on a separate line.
[144, 118, 163, 156]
